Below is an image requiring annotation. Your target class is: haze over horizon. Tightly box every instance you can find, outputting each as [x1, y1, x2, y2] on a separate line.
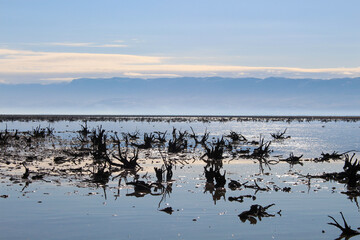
[1, 77, 359, 116]
[0, 1, 359, 115]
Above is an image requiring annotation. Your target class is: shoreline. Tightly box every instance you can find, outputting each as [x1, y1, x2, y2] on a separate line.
[1, 114, 360, 122]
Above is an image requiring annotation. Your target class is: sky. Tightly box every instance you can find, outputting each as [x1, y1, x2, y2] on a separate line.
[0, 0, 359, 84]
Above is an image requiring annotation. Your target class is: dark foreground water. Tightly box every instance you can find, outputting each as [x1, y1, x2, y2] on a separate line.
[0, 116, 359, 239]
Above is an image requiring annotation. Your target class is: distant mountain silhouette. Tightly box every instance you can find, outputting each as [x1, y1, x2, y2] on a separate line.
[1, 77, 359, 115]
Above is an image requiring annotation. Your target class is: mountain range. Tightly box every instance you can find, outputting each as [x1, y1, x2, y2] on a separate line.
[1, 77, 359, 115]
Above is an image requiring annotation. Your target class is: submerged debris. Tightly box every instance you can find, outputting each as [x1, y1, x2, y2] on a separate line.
[228, 180, 242, 190]
[228, 195, 256, 202]
[159, 207, 174, 215]
[238, 204, 276, 224]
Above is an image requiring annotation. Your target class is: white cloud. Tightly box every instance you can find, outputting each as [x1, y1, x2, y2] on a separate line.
[40, 77, 75, 82]
[0, 48, 360, 83]
[0, 48, 163, 74]
[123, 72, 181, 78]
[46, 42, 128, 48]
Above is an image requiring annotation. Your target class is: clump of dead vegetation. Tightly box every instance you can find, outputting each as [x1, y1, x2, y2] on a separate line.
[202, 138, 225, 161]
[189, 127, 209, 146]
[168, 128, 188, 153]
[251, 136, 272, 158]
[280, 152, 303, 167]
[270, 128, 290, 140]
[226, 131, 247, 142]
[132, 133, 155, 149]
[309, 153, 360, 188]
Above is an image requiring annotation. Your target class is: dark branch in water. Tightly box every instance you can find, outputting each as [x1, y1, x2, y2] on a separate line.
[190, 127, 209, 145]
[328, 212, 359, 238]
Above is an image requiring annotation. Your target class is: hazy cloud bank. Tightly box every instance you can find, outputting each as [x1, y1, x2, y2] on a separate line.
[1, 48, 360, 84]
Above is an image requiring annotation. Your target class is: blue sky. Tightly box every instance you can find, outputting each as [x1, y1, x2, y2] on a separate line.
[0, 0, 360, 83]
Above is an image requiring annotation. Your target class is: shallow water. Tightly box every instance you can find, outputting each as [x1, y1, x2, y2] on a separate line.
[0, 117, 359, 240]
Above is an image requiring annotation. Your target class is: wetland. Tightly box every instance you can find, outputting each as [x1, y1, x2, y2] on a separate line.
[0, 115, 359, 240]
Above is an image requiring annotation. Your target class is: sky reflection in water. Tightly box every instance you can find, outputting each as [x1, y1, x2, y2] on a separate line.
[0, 118, 359, 240]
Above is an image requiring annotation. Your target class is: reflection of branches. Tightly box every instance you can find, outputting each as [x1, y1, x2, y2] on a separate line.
[244, 180, 271, 194]
[279, 153, 303, 168]
[256, 157, 278, 174]
[158, 148, 174, 182]
[328, 212, 359, 240]
[341, 190, 360, 210]
[306, 154, 359, 188]
[112, 169, 139, 200]
[158, 183, 173, 208]
[298, 173, 312, 193]
[203, 182, 226, 205]
[126, 180, 165, 198]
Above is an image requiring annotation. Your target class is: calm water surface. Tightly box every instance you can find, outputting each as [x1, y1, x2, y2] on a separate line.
[0, 118, 359, 239]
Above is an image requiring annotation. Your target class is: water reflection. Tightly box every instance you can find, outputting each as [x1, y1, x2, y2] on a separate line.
[238, 204, 276, 224]
[1, 118, 360, 240]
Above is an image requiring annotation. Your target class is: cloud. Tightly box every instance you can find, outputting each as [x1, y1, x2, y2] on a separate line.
[48, 42, 94, 47]
[123, 72, 181, 78]
[96, 44, 128, 48]
[0, 48, 360, 83]
[0, 48, 163, 74]
[40, 77, 76, 82]
[47, 42, 128, 48]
